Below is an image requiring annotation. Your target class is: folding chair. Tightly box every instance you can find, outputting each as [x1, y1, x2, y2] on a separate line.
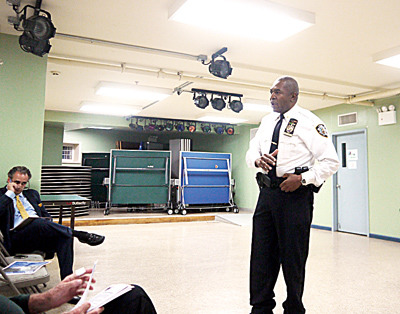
[0, 231, 50, 295]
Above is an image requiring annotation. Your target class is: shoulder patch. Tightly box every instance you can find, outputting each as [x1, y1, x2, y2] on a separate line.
[316, 124, 328, 137]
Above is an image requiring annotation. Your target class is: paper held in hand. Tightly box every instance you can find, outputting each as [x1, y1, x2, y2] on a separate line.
[72, 261, 133, 312]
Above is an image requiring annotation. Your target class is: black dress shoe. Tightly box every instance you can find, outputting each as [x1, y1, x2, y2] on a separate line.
[67, 296, 81, 305]
[78, 233, 105, 246]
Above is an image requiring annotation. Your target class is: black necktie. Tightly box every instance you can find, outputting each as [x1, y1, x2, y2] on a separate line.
[268, 113, 284, 178]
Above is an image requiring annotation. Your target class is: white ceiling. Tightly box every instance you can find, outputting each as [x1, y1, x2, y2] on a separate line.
[1, 0, 400, 126]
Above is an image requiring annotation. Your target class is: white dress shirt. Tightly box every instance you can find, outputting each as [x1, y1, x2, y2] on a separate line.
[246, 105, 340, 187]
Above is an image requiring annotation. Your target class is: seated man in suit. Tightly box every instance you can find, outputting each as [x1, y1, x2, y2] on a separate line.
[0, 166, 105, 280]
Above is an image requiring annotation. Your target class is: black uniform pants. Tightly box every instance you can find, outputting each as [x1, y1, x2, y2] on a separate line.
[10, 218, 74, 280]
[250, 185, 313, 314]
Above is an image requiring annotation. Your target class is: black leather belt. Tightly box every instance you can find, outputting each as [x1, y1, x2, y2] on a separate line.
[256, 172, 286, 189]
[256, 171, 322, 193]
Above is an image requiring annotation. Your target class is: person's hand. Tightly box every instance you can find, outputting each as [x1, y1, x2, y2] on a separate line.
[45, 268, 97, 308]
[63, 302, 104, 314]
[255, 149, 278, 172]
[27, 268, 99, 313]
[6, 180, 17, 193]
[280, 173, 302, 192]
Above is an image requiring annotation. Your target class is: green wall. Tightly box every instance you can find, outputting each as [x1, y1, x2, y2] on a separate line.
[0, 33, 47, 189]
[314, 101, 400, 238]
[42, 124, 64, 165]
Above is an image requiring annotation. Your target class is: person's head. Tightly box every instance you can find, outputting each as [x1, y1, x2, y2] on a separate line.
[7, 166, 31, 194]
[269, 76, 299, 114]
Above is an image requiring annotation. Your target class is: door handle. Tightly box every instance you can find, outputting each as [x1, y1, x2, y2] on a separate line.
[336, 184, 341, 189]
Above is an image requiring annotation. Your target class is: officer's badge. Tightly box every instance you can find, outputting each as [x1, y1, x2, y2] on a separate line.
[316, 124, 328, 137]
[284, 118, 298, 137]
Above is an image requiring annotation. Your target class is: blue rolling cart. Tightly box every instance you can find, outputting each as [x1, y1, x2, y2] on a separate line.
[175, 151, 238, 215]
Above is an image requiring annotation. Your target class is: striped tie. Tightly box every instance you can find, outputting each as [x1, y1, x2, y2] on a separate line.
[16, 195, 29, 219]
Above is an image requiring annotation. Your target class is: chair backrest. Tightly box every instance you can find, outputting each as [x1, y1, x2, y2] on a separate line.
[0, 230, 50, 295]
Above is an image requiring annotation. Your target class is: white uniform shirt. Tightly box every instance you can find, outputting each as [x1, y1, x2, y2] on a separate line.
[246, 105, 340, 187]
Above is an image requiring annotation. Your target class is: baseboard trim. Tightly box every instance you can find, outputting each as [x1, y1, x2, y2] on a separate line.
[369, 233, 400, 243]
[311, 224, 332, 231]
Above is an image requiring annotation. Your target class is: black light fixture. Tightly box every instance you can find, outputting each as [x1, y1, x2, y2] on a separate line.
[8, 0, 56, 57]
[201, 124, 211, 134]
[203, 47, 232, 79]
[229, 97, 243, 113]
[193, 93, 209, 109]
[211, 95, 226, 111]
[23, 14, 56, 41]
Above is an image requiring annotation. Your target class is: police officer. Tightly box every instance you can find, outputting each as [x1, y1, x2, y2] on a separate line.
[246, 76, 339, 313]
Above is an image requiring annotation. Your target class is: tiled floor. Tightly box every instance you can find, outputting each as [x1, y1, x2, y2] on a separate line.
[44, 213, 400, 313]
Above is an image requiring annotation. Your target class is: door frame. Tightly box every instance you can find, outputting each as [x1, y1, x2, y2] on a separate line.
[331, 128, 369, 234]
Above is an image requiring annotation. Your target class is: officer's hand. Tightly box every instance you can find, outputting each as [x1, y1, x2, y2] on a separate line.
[280, 173, 302, 192]
[255, 149, 278, 172]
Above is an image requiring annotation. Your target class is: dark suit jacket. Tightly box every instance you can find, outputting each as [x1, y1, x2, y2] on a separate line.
[0, 187, 51, 252]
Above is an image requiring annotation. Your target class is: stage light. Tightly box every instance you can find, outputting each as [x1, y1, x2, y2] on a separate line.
[209, 57, 232, 79]
[201, 124, 211, 133]
[214, 125, 225, 134]
[226, 125, 235, 135]
[206, 47, 232, 79]
[23, 15, 56, 41]
[187, 123, 196, 133]
[9, 2, 57, 57]
[194, 94, 209, 109]
[19, 32, 51, 57]
[211, 96, 226, 111]
[145, 119, 157, 131]
[165, 121, 174, 131]
[229, 99, 243, 113]
[176, 122, 185, 132]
